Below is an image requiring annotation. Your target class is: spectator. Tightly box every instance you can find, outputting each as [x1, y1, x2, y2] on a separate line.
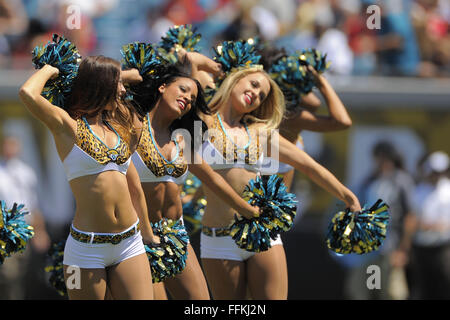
[407, 151, 450, 299]
[375, 0, 421, 76]
[343, 141, 415, 299]
[411, 0, 450, 77]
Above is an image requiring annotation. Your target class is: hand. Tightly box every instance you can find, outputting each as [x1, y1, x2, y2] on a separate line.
[122, 68, 143, 84]
[346, 196, 362, 213]
[253, 206, 261, 218]
[143, 234, 161, 246]
[44, 64, 59, 79]
[186, 51, 223, 76]
[306, 65, 326, 88]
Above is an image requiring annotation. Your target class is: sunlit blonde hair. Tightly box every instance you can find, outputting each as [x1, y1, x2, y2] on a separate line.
[208, 67, 285, 130]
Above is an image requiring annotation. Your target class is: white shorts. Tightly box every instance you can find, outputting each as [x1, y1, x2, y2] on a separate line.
[63, 222, 146, 269]
[200, 232, 283, 262]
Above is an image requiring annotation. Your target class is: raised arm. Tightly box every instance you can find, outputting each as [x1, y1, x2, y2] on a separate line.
[189, 153, 259, 219]
[126, 160, 159, 244]
[121, 68, 143, 84]
[19, 65, 75, 134]
[286, 66, 352, 132]
[177, 48, 223, 89]
[271, 132, 361, 212]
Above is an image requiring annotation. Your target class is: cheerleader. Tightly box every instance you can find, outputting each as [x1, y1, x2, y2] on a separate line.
[19, 56, 158, 300]
[124, 56, 260, 299]
[196, 56, 361, 299]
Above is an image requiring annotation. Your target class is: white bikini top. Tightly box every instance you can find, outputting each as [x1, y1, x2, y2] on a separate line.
[133, 113, 188, 185]
[201, 113, 272, 175]
[63, 117, 132, 181]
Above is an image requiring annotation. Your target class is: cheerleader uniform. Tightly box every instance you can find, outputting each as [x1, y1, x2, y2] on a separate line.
[200, 113, 282, 262]
[131, 113, 189, 233]
[63, 117, 145, 269]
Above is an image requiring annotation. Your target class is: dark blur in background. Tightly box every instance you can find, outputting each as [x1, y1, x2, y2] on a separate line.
[0, 0, 449, 300]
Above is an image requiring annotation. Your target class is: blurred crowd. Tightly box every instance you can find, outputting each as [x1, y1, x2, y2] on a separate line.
[0, 0, 449, 77]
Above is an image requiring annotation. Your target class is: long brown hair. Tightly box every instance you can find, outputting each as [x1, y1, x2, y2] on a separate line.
[66, 55, 135, 142]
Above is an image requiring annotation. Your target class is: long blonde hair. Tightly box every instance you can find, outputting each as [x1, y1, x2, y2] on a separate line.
[208, 67, 285, 130]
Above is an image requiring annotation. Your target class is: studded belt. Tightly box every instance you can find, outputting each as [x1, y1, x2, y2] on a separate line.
[70, 221, 140, 245]
[201, 225, 231, 237]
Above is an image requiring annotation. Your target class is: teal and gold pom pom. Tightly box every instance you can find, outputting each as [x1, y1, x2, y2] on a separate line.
[180, 174, 205, 236]
[269, 48, 330, 108]
[183, 197, 206, 236]
[145, 218, 189, 283]
[159, 24, 202, 53]
[230, 175, 297, 252]
[180, 174, 202, 198]
[326, 199, 390, 254]
[0, 201, 35, 264]
[31, 34, 81, 109]
[213, 38, 262, 85]
[120, 42, 163, 79]
[157, 24, 202, 65]
[44, 241, 67, 297]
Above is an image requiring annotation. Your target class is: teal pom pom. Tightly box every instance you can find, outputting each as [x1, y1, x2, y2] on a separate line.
[45, 241, 67, 297]
[182, 197, 206, 236]
[157, 24, 202, 65]
[180, 174, 202, 197]
[230, 175, 298, 252]
[120, 42, 163, 79]
[180, 174, 205, 236]
[145, 218, 189, 283]
[326, 199, 390, 254]
[159, 24, 202, 52]
[31, 34, 81, 108]
[0, 201, 35, 264]
[269, 48, 330, 108]
[213, 38, 261, 75]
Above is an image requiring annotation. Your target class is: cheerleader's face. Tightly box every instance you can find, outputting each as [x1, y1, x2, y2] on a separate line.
[230, 72, 270, 115]
[158, 77, 198, 119]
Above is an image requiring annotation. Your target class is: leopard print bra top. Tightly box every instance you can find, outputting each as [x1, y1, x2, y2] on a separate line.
[201, 113, 268, 173]
[62, 117, 132, 181]
[132, 113, 188, 184]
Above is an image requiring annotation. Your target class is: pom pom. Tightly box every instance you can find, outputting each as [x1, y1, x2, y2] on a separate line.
[182, 197, 207, 236]
[120, 42, 163, 79]
[159, 24, 202, 53]
[145, 218, 189, 283]
[213, 38, 262, 85]
[0, 201, 34, 264]
[31, 34, 81, 108]
[180, 174, 202, 198]
[44, 241, 67, 297]
[180, 174, 205, 236]
[157, 24, 202, 65]
[326, 199, 390, 254]
[268, 48, 330, 108]
[230, 175, 298, 252]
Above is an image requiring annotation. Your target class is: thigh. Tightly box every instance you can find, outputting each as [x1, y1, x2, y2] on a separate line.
[63, 265, 107, 300]
[107, 253, 153, 300]
[201, 257, 246, 300]
[247, 244, 288, 300]
[164, 244, 210, 300]
[153, 282, 168, 300]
